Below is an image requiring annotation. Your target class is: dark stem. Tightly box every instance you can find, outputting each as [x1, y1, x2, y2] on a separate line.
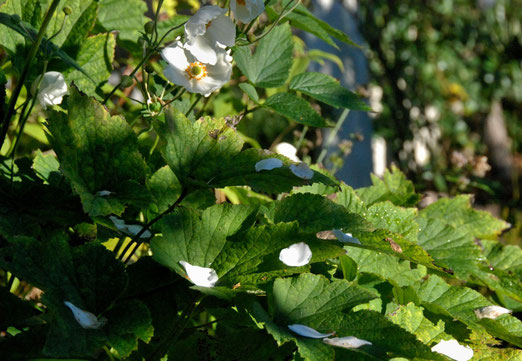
[0, 0, 61, 149]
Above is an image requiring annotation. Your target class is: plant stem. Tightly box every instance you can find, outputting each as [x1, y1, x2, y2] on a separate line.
[295, 125, 308, 151]
[0, 0, 61, 149]
[185, 94, 202, 116]
[317, 108, 349, 164]
[147, 294, 203, 361]
[119, 187, 189, 263]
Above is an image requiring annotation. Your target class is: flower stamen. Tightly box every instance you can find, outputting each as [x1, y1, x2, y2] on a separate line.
[185, 62, 208, 80]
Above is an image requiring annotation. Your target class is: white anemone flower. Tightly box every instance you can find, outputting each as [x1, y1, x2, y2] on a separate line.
[162, 41, 233, 97]
[323, 336, 372, 349]
[289, 163, 314, 180]
[255, 158, 283, 172]
[32, 71, 68, 109]
[185, 6, 235, 65]
[64, 301, 106, 329]
[332, 229, 361, 245]
[288, 324, 334, 339]
[431, 340, 473, 361]
[279, 242, 312, 267]
[474, 305, 512, 319]
[179, 261, 219, 287]
[231, 0, 265, 24]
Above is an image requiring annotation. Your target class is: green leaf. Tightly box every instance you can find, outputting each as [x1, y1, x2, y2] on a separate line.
[156, 107, 336, 193]
[419, 195, 510, 239]
[151, 203, 257, 277]
[32, 149, 62, 185]
[266, 193, 370, 234]
[97, 0, 149, 42]
[106, 300, 153, 358]
[146, 166, 182, 214]
[385, 302, 447, 345]
[416, 274, 522, 348]
[0, 286, 36, 330]
[65, 33, 116, 97]
[347, 247, 427, 287]
[269, 273, 377, 326]
[233, 23, 293, 88]
[356, 166, 421, 207]
[156, 15, 189, 44]
[335, 183, 366, 214]
[239, 82, 259, 103]
[45, 0, 97, 47]
[365, 201, 419, 242]
[289, 72, 370, 111]
[263, 92, 330, 127]
[416, 216, 482, 278]
[46, 87, 149, 216]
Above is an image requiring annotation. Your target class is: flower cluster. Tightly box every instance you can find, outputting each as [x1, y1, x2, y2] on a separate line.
[162, 2, 264, 96]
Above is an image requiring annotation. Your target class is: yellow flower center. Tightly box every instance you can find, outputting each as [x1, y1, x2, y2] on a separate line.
[206, 21, 212, 30]
[185, 62, 208, 81]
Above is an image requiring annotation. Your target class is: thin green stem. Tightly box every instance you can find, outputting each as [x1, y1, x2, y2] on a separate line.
[0, 0, 61, 149]
[185, 94, 202, 116]
[147, 294, 203, 361]
[317, 108, 349, 164]
[295, 125, 308, 151]
[120, 187, 189, 263]
[152, 0, 165, 44]
[194, 93, 213, 119]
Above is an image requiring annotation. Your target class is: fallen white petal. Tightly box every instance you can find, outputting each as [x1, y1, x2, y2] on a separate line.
[290, 163, 314, 180]
[431, 340, 474, 361]
[288, 324, 334, 339]
[274, 142, 300, 162]
[474, 305, 512, 319]
[96, 190, 112, 197]
[125, 224, 152, 238]
[323, 336, 372, 349]
[255, 158, 283, 172]
[279, 242, 312, 267]
[179, 261, 219, 287]
[64, 301, 106, 329]
[333, 229, 361, 244]
[109, 216, 127, 231]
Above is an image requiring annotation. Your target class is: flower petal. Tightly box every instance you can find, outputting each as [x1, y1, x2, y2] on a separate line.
[323, 336, 372, 349]
[64, 301, 106, 329]
[255, 158, 283, 172]
[279, 242, 312, 267]
[333, 229, 361, 244]
[431, 340, 474, 361]
[474, 305, 512, 319]
[206, 14, 236, 48]
[290, 163, 314, 180]
[96, 190, 112, 197]
[288, 324, 334, 339]
[274, 142, 300, 162]
[34, 71, 68, 109]
[184, 36, 218, 65]
[179, 260, 219, 287]
[185, 6, 226, 41]
[231, 0, 265, 23]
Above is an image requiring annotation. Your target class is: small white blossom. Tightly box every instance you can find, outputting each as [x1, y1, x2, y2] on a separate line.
[255, 158, 283, 172]
[274, 142, 300, 162]
[231, 0, 265, 24]
[179, 261, 219, 287]
[162, 41, 233, 97]
[279, 242, 312, 267]
[431, 340, 473, 361]
[289, 163, 314, 180]
[474, 305, 512, 319]
[64, 301, 106, 329]
[184, 6, 235, 65]
[288, 324, 334, 339]
[323, 336, 372, 349]
[109, 216, 152, 238]
[332, 229, 361, 245]
[33, 71, 68, 109]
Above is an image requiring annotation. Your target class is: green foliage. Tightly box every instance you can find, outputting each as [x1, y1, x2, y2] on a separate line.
[234, 23, 293, 88]
[0, 1, 520, 360]
[46, 87, 149, 216]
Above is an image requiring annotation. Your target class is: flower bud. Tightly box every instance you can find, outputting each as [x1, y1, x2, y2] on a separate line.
[120, 75, 133, 89]
[144, 63, 154, 74]
[247, 33, 256, 43]
[144, 21, 155, 34]
[63, 6, 72, 15]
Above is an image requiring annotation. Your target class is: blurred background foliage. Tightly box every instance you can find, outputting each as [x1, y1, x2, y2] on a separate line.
[358, 0, 522, 244]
